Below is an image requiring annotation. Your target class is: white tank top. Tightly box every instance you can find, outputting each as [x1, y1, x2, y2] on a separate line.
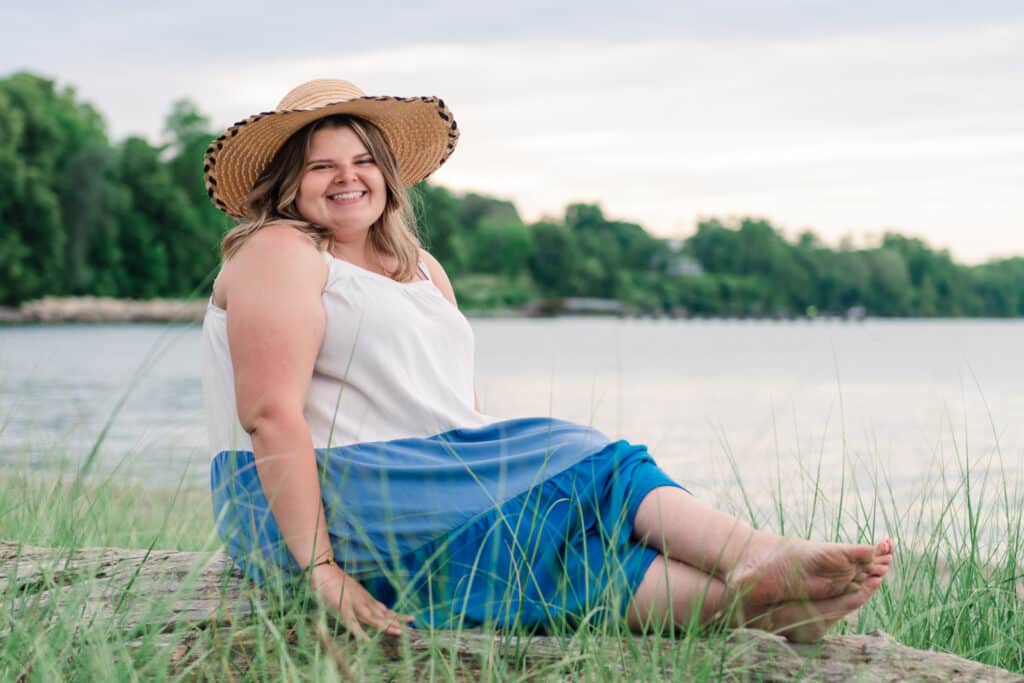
[201, 251, 496, 455]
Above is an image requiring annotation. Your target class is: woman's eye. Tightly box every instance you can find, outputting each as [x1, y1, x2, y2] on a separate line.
[356, 159, 375, 165]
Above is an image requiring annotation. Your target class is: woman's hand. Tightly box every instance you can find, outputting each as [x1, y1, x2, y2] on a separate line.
[309, 564, 414, 639]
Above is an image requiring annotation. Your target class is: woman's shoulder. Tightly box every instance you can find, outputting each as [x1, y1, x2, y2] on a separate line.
[226, 223, 325, 267]
[215, 224, 328, 308]
[246, 222, 323, 252]
[418, 248, 458, 306]
[417, 248, 450, 279]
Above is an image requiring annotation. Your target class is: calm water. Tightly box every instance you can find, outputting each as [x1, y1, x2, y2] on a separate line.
[1, 318, 1021, 524]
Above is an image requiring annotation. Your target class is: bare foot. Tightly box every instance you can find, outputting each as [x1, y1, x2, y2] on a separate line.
[721, 538, 893, 642]
[726, 538, 893, 605]
[743, 574, 886, 642]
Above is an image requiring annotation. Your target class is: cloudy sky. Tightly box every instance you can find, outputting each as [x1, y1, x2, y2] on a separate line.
[5, 1, 1023, 262]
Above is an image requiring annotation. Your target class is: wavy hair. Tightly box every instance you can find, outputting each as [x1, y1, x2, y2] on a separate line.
[220, 114, 421, 281]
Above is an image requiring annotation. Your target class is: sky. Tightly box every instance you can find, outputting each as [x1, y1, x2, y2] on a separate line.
[4, 1, 1023, 263]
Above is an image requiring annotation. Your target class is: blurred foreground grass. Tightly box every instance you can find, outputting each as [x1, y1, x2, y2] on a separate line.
[0, 442, 1021, 681]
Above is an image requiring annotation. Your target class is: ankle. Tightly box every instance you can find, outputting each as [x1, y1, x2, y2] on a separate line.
[735, 530, 789, 567]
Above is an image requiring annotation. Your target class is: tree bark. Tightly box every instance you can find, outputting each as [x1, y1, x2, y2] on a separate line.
[2, 541, 1020, 682]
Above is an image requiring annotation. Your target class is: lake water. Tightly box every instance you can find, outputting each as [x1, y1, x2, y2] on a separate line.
[1, 318, 1021, 532]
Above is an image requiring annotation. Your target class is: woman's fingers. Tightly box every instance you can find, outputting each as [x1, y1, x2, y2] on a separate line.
[381, 617, 404, 637]
[345, 616, 370, 641]
[346, 607, 410, 638]
[370, 604, 412, 633]
[312, 565, 413, 638]
[350, 597, 411, 636]
[379, 609, 415, 636]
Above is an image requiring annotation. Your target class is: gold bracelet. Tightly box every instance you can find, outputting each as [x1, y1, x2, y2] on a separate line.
[310, 554, 337, 570]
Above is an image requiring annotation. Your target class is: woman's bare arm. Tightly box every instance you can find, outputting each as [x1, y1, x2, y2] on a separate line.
[222, 226, 411, 637]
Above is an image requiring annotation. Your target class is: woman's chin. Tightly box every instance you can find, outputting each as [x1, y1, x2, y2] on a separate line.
[314, 214, 380, 235]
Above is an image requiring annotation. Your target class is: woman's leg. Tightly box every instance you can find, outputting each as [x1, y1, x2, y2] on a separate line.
[626, 552, 889, 643]
[625, 554, 726, 632]
[631, 486, 893, 604]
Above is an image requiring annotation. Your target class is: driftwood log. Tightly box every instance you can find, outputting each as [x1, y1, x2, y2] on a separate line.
[2, 541, 1020, 681]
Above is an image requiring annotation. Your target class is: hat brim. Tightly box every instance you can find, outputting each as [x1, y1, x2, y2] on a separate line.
[204, 95, 459, 217]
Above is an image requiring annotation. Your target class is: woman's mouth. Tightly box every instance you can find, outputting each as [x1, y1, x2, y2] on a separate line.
[327, 191, 367, 205]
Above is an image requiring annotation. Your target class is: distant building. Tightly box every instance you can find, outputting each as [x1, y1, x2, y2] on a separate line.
[666, 256, 704, 277]
[527, 298, 625, 316]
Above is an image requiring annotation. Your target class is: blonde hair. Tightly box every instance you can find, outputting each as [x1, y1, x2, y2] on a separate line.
[220, 115, 421, 281]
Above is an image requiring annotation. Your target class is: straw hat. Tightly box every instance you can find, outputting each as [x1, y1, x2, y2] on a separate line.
[204, 79, 459, 217]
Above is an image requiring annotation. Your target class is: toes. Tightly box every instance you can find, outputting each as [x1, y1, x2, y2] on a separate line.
[845, 543, 877, 565]
[847, 539, 894, 566]
[865, 561, 891, 577]
[729, 539, 894, 610]
[866, 540, 894, 576]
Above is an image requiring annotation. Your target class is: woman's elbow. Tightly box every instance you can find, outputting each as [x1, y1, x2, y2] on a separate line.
[238, 402, 307, 441]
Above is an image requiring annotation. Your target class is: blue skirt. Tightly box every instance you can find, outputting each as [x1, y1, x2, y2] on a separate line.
[210, 418, 683, 631]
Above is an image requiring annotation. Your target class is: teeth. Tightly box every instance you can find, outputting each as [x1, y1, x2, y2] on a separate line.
[330, 191, 364, 200]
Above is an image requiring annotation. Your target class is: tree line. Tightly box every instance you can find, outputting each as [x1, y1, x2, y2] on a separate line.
[2, 71, 1022, 317]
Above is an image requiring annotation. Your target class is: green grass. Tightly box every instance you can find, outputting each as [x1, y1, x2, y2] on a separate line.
[0, 432, 1021, 681]
[0, 468, 214, 552]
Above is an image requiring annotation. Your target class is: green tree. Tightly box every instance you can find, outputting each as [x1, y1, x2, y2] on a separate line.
[59, 142, 118, 293]
[688, 217, 810, 314]
[113, 136, 208, 297]
[864, 248, 912, 315]
[412, 182, 468, 274]
[974, 258, 1024, 316]
[3, 71, 1024, 318]
[460, 193, 521, 231]
[469, 222, 534, 277]
[880, 233, 970, 315]
[0, 91, 38, 303]
[689, 218, 742, 274]
[528, 221, 578, 294]
[0, 73, 110, 301]
[564, 203, 631, 297]
[163, 99, 231, 289]
[164, 100, 230, 214]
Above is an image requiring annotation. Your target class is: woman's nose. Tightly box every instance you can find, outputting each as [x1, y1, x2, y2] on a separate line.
[334, 164, 357, 182]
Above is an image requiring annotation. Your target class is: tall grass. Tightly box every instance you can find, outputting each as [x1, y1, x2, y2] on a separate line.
[1, 418, 1021, 681]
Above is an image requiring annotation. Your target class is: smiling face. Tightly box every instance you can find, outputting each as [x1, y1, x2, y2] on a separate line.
[295, 125, 388, 235]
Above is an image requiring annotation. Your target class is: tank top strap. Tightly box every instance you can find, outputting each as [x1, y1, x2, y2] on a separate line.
[417, 259, 432, 282]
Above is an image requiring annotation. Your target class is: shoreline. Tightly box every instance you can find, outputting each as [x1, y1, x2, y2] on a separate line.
[0, 296, 634, 323]
[0, 296, 210, 324]
[4, 296, 1016, 325]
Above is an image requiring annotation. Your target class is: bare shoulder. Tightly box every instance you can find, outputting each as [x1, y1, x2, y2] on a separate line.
[235, 223, 322, 261]
[419, 248, 457, 306]
[216, 224, 327, 309]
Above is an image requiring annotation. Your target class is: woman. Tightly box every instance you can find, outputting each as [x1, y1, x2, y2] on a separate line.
[202, 79, 892, 642]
